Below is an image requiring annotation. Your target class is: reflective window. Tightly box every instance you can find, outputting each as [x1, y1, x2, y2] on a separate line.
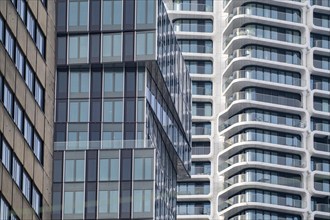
[65, 158, 85, 182]
[1, 140, 11, 171]
[314, 12, 330, 28]
[15, 46, 24, 76]
[5, 28, 14, 58]
[136, 32, 155, 59]
[25, 63, 34, 91]
[104, 68, 124, 97]
[32, 186, 41, 216]
[192, 102, 212, 116]
[134, 150, 153, 180]
[69, 71, 89, 97]
[192, 81, 212, 95]
[186, 60, 212, 74]
[22, 171, 31, 202]
[64, 190, 84, 214]
[26, 9, 35, 39]
[102, 33, 122, 62]
[68, 0, 88, 31]
[102, 0, 122, 30]
[174, 19, 213, 33]
[69, 35, 88, 63]
[178, 39, 213, 53]
[99, 156, 119, 181]
[12, 156, 22, 187]
[3, 84, 13, 115]
[103, 99, 123, 122]
[24, 117, 33, 146]
[136, 0, 155, 27]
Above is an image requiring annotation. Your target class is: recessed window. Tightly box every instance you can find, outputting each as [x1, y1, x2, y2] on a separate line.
[15, 46, 25, 76]
[5, 28, 14, 58]
[26, 9, 35, 39]
[24, 117, 33, 146]
[36, 27, 45, 56]
[1, 140, 11, 172]
[32, 186, 41, 216]
[14, 101, 23, 131]
[3, 84, 13, 116]
[34, 80, 44, 109]
[25, 63, 34, 91]
[22, 171, 32, 202]
[12, 156, 22, 187]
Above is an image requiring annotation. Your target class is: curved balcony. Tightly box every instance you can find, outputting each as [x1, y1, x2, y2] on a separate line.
[224, 27, 305, 48]
[312, 39, 330, 50]
[174, 22, 213, 33]
[226, 91, 302, 108]
[170, 2, 213, 12]
[219, 112, 305, 132]
[224, 171, 302, 189]
[219, 150, 302, 172]
[226, 47, 301, 67]
[226, 6, 301, 24]
[313, 203, 330, 212]
[219, 190, 303, 212]
[224, 130, 301, 149]
[311, 0, 330, 7]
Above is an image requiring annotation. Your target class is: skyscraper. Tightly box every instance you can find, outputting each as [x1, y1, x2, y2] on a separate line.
[0, 0, 55, 219]
[53, 0, 191, 219]
[167, 0, 330, 219]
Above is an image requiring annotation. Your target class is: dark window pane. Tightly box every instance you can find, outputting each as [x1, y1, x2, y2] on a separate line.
[90, 0, 101, 31]
[57, 37, 67, 64]
[90, 34, 100, 63]
[123, 32, 134, 61]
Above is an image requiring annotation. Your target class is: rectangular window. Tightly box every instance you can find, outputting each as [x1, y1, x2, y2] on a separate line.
[34, 80, 44, 109]
[22, 171, 31, 202]
[65, 159, 85, 182]
[133, 189, 152, 213]
[5, 28, 14, 58]
[102, 33, 122, 62]
[64, 191, 84, 214]
[136, 0, 155, 27]
[14, 101, 23, 131]
[69, 100, 89, 122]
[15, 46, 25, 76]
[2, 140, 11, 171]
[102, 0, 122, 30]
[69, 35, 88, 63]
[27, 9, 35, 39]
[104, 68, 123, 97]
[36, 27, 45, 57]
[69, 71, 89, 96]
[99, 158, 119, 181]
[17, 0, 26, 22]
[12, 156, 22, 187]
[68, 0, 88, 31]
[25, 63, 34, 91]
[0, 198, 9, 220]
[34, 133, 43, 163]
[0, 18, 3, 42]
[103, 100, 123, 122]
[32, 186, 41, 216]
[3, 84, 13, 116]
[136, 32, 155, 59]
[24, 117, 33, 146]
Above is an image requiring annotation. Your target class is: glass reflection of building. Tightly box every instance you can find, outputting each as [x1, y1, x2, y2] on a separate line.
[53, 0, 191, 219]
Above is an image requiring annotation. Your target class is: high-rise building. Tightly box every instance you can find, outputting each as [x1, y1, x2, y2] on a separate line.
[166, 0, 330, 220]
[0, 0, 55, 219]
[53, 0, 191, 219]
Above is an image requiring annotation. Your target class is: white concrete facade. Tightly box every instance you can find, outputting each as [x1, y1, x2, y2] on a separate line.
[166, 0, 330, 219]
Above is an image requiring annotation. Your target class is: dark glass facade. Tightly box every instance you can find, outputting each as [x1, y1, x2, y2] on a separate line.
[53, 0, 191, 219]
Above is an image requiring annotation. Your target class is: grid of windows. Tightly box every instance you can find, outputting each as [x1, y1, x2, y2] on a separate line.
[10, 0, 46, 57]
[0, 134, 41, 217]
[0, 74, 44, 163]
[0, 16, 45, 110]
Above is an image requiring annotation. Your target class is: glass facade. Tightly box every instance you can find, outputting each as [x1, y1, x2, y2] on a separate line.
[54, 0, 191, 219]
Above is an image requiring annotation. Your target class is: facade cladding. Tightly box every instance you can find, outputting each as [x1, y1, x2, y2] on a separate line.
[0, 0, 55, 219]
[166, 0, 330, 220]
[53, 0, 191, 219]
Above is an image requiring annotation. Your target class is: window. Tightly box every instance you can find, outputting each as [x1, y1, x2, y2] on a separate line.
[69, 100, 89, 122]
[34, 134, 43, 163]
[134, 157, 153, 180]
[102, 33, 122, 62]
[102, 0, 122, 29]
[14, 101, 23, 131]
[24, 118, 33, 146]
[26, 9, 35, 39]
[25, 63, 34, 91]
[69, 71, 89, 96]
[65, 159, 85, 182]
[22, 171, 31, 202]
[34, 80, 44, 109]
[68, 0, 88, 31]
[12, 156, 22, 187]
[98, 188, 119, 215]
[103, 99, 123, 122]
[69, 35, 88, 63]
[104, 68, 123, 96]
[32, 186, 41, 216]
[67, 128, 88, 149]
[99, 158, 119, 181]
[133, 189, 152, 213]
[36, 27, 45, 56]
[5, 28, 14, 58]
[15, 46, 25, 76]
[3, 84, 13, 115]
[0, 198, 9, 220]
[136, 0, 155, 27]
[64, 190, 84, 214]
[16, 0, 26, 22]
[136, 32, 155, 58]
[1, 140, 11, 172]
[0, 18, 3, 42]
